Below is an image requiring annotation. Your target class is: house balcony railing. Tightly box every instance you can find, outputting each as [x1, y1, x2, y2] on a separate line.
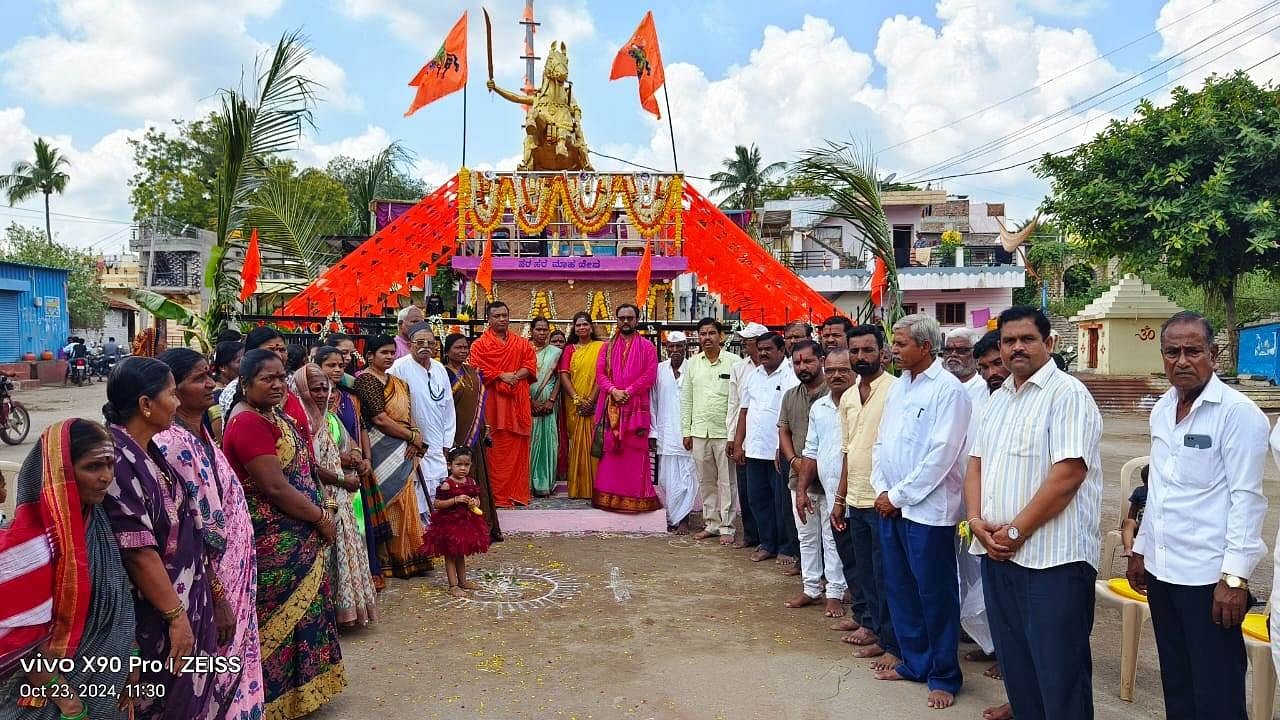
[774, 250, 832, 271]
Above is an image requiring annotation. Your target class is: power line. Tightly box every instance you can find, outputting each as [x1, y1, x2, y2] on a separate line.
[0, 205, 135, 225]
[881, 0, 1219, 153]
[902, 2, 1280, 182]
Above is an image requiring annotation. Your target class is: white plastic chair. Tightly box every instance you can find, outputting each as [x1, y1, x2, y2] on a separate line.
[1094, 455, 1150, 702]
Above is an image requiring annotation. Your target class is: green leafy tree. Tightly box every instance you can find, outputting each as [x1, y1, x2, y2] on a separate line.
[246, 160, 348, 284]
[1, 139, 71, 241]
[1036, 72, 1280, 360]
[1, 223, 107, 328]
[708, 143, 786, 211]
[324, 143, 427, 235]
[127, 115, 221, 229]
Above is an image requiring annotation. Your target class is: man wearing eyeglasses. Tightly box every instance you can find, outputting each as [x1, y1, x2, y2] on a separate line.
[390, 321, 456, 518]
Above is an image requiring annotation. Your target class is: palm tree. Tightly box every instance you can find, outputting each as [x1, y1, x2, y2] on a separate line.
[349, 141, 413, 236]
[793, 139, 900, 326]
[708, 144, 785, 212]
[202, 30, 317, 337]
[1, 138, 71, 241]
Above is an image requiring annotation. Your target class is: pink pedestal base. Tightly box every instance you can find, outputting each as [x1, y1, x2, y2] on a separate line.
[496, 508, 668, 534]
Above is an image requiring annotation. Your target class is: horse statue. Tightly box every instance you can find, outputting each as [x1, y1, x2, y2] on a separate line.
[485, 41, 593, 172]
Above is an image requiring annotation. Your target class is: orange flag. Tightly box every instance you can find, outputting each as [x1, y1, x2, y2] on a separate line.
[869, 257, 888, 306]
[609, 11, 665, 118]
[405, 11, 468, 117]
[634, 238, 653, 310]
[475, 234, 494, 295]
[239, 228, 261, 303]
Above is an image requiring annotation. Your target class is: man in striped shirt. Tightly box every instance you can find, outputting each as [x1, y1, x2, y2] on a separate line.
[965, 306, 1103, 720]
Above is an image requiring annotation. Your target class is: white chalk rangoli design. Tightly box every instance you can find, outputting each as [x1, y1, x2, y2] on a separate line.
[430, 565, 584, 617]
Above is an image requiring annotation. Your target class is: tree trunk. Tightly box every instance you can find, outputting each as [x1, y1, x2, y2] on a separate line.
[44, 191, 52, 241]
[1222, 276, 1239, 374]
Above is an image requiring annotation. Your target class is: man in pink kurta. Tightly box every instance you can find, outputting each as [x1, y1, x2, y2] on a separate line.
[593, 304, 660, 513]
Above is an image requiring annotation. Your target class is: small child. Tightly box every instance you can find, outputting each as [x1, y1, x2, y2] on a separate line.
[1121, 464, 1149, 556]
[421, 447, 491, 597]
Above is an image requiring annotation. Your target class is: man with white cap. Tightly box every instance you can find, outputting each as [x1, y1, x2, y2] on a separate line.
[652, 331, 698, 532]
[727, 322, 768, 549]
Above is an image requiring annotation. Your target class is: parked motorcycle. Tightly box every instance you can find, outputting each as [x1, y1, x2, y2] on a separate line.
[68, 356, 91, 386]
[0, 373, 30, 445]
[90, 351, 120, 381]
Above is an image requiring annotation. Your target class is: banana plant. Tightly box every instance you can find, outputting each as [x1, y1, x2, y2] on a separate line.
[131, 288, 210, 353]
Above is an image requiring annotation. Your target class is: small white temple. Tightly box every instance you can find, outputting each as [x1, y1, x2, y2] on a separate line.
[1070, 274, 1184, 375]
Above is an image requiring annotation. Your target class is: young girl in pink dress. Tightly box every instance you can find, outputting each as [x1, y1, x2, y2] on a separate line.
[420, 447, 491, 596]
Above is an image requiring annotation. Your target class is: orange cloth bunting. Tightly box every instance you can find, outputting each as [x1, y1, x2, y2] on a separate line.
[634, 237, 652, 311]
[475, 234, 494, 294]
[609, 11, 665, 118]
[239, 228, 261, 303]
[870, 256, 889, 307]
[405, 11, 468, 117]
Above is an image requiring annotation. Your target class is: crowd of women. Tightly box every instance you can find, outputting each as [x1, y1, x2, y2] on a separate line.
[0, 309, 636, 720]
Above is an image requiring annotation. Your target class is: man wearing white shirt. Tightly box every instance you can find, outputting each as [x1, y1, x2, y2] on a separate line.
[389, 322, 456, 521]
[797, 348, 852, 617]
[733, 332, 800, 563]
[727, 322, 767, 549]
[966, 307, 1103, 720]
[871, 314, 971, 710]
[651, 331, 698, 532]
[1128, 312, 1269, 720]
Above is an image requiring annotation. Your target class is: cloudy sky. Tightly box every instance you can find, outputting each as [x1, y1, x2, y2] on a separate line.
[1, 0, 1277, 252]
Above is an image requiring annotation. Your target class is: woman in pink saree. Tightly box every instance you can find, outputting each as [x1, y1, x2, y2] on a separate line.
[592, 304, 661, 513]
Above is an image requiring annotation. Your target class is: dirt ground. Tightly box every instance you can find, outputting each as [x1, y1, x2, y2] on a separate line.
[3, 384, 1279, 720]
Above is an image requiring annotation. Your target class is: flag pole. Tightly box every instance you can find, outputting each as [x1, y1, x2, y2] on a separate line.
[662, 84, 678, 172]
[462, 81, 468, 168]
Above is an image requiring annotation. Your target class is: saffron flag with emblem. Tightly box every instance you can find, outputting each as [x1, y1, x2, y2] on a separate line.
[239, 228, 261, 303]
[405, 11, 468, 117]
[609, 11, 665, 118]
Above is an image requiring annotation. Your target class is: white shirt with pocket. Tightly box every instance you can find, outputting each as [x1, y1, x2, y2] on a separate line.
[1134, 374, 1269, 586]
[739, 359, 799, 460]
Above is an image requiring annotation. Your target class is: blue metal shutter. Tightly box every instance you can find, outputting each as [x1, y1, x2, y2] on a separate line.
[0, 292, 18, 362]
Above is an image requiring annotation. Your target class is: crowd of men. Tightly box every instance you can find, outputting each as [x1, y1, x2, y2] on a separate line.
[676, 306, 1280, 720]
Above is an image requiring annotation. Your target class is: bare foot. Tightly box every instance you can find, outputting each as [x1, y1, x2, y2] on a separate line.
[732, 538, 752, 549]
[984, 663, 1002, 680]
[830, 618, 860, 632]
[824, 599, 845, 618]
[843, 627, 879, 645]
[982, 703, 1013, 720]
[750, 549, 777, 562]
[871, 653, 901, 673]
[776, 554, 797, 566]
[927, 690, 955, 709]
[458, 579, 480, 590]
[853, 643, 886, 659]
[782, 565, 802, 576]
[693, 529, 716, 540]
[675, 519, 691, 535]
[719, 535, 735, 546]
[784, 593, 818, 609]
[874, 667, 904, 681]
[964, 649, 997, 662]
[448, 586, 466, 598]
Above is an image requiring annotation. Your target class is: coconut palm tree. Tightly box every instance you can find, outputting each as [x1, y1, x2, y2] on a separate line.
[1, 138, 71, 241]
[793, 139, 900, 325]
[350, 141, 413, 236]
[202, 30, 317, 337]
[708, 144, 785, 212]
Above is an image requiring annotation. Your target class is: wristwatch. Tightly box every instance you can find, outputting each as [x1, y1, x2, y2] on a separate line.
[1223, 573, 1249, 590]
[1007, 525, 1023, 541]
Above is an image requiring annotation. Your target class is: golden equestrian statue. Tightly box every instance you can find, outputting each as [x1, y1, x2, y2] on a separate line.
[484, 16, 592, 171]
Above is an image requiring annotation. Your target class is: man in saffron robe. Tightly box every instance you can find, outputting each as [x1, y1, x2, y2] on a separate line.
[594, 304, 661, 513]
[468, 301, 538, 507]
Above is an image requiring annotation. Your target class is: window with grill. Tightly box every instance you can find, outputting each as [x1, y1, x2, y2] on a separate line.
[902, 303, 919, 315]
[936, 302, 966, 325]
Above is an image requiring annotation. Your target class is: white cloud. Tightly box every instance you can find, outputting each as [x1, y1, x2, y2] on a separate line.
[1021, 0, 1108, 18]
[333, 0, 595, 83]
[2, 0, 358, 120]
[294, 125, 395, 169]
[0, 107, 150, 251]
[1154, 0, 1280, 89]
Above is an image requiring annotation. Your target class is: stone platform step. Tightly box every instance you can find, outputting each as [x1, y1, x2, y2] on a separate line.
[497, 508, 668, 534]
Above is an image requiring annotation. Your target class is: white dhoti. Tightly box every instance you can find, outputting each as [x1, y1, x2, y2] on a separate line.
[657, 453, 698, 525]
[958, 536, 994, 654]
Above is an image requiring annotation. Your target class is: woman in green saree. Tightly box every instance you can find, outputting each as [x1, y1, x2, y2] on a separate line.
[528, 317, 562, 497]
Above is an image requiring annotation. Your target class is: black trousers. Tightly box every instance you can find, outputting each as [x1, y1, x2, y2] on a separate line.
[983, 559, 1096, 720]
[832, 516, 868, 620]
[735, 463, 758, 546]
[1146, 574, 1247, 720]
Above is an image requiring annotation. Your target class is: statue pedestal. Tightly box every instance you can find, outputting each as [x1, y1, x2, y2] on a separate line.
[451, 255, 687, 325]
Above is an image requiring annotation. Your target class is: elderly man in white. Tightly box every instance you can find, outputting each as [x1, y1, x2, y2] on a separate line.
[651, 331, 698, 532]
[1127, 312, 1269, 720]
[389, 321, 456, 521]
[872, 313, 971, 710]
